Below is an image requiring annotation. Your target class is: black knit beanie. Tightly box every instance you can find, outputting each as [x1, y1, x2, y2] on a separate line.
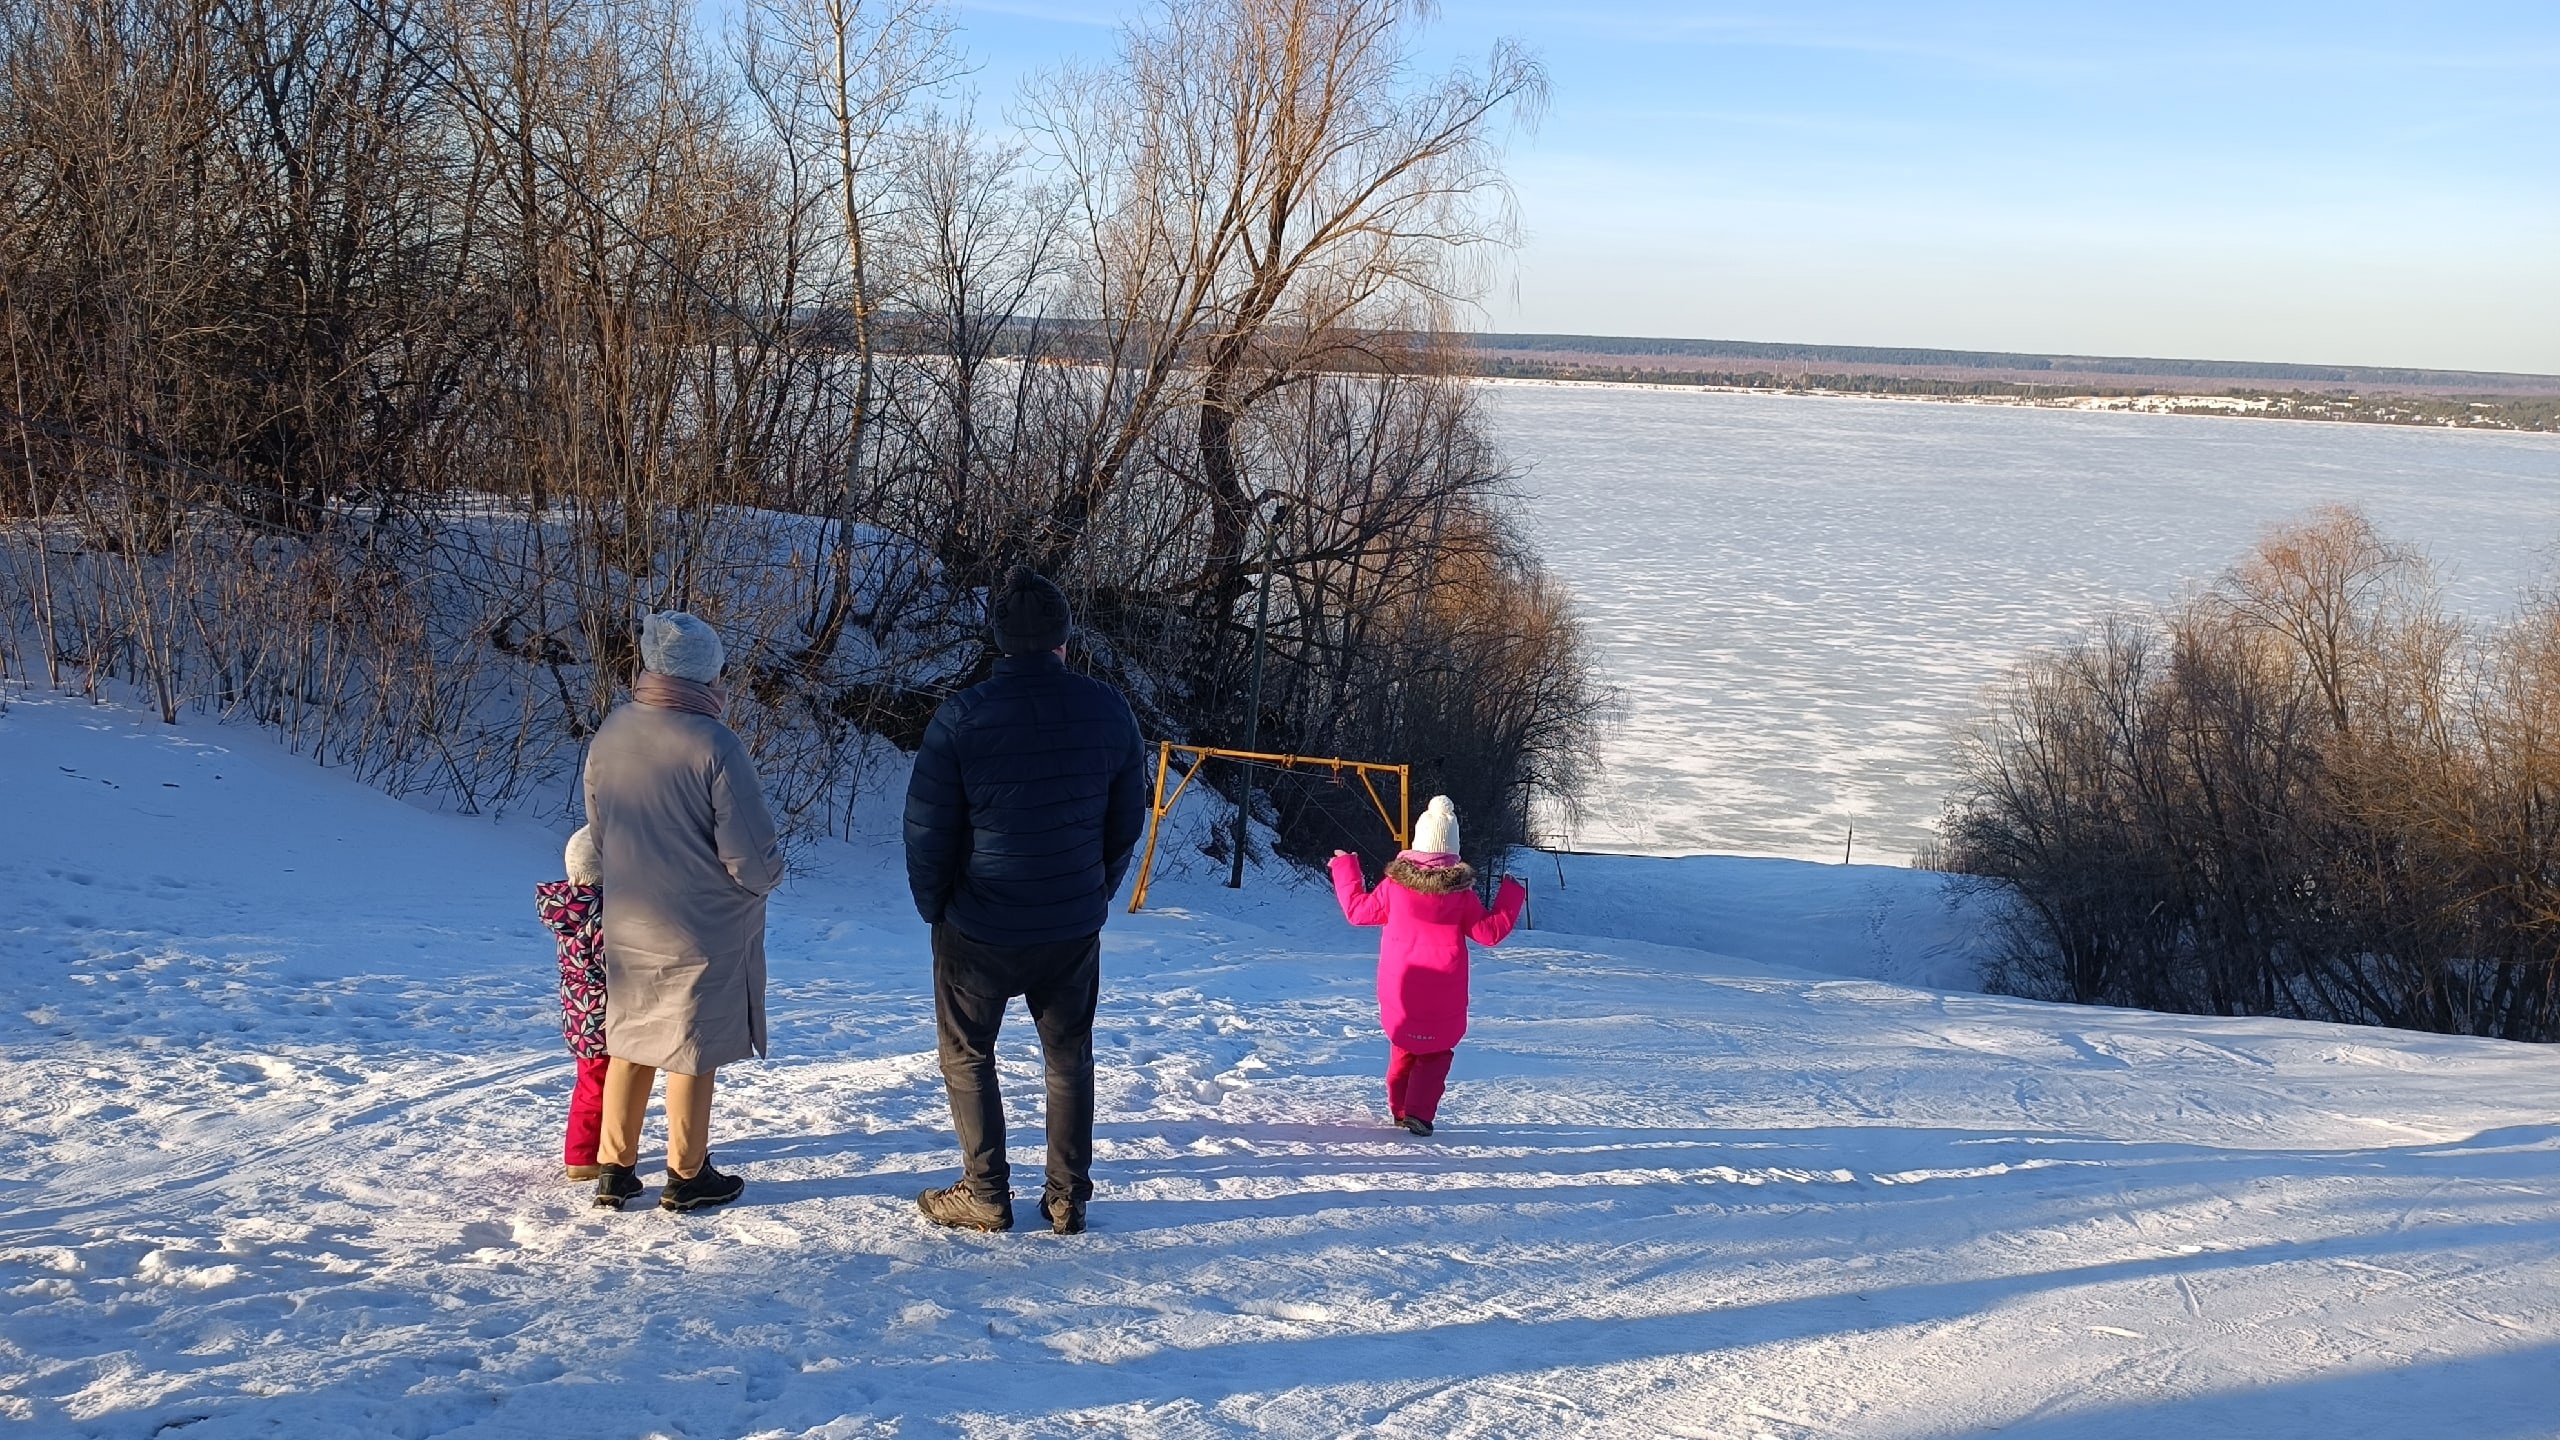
[989, 566, 1072, 655]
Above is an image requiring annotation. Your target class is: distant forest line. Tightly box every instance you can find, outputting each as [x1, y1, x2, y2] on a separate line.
[1468, 334, 2560, 432]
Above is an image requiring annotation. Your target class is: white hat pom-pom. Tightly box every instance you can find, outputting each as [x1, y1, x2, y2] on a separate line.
[1411, 794, 1460, 857]
[565, 825, 603, 885]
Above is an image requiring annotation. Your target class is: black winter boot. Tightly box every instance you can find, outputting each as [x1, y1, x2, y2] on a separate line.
[660, 1157, 746, 1213]
[1397, 1115, 1434, 1137]
[1042, 1192, 1086, 1236]
[591, 1163, 643, 1210]
[917, 1182, 1013, 1232]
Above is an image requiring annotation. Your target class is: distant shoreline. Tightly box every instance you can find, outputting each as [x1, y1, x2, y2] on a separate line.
[1468, 371, 2560, 434]
[1463, 332, 2560, 433]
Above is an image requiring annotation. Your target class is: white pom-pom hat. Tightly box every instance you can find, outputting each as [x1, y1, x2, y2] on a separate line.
[1410, 795, 1460, 857]
[639, 610, 724, 683]
[565, 825, 602, 885]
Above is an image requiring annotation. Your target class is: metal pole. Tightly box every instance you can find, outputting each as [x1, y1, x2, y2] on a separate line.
[1129, 740, 1174, 912]
[1228, 505, 1284, 888]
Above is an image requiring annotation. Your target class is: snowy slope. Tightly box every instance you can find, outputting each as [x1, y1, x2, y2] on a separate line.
[1519, 851, 1995, 992]
[2, 691, 2556, 1439]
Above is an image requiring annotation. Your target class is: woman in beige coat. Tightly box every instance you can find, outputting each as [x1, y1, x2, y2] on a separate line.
[581, 611, 784, 1212]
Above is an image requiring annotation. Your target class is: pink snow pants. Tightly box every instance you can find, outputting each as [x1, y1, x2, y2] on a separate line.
[1387, 1046, 1455, 1123]
[564, 1055, 611, 1166]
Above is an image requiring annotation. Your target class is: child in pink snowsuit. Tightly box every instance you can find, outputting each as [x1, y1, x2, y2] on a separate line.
[534, 826, 611, 1179]
[1330, 796, 1526, 1136]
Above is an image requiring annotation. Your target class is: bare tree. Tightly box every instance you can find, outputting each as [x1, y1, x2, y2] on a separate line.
[0, 0, 1602, 869]
[1027, 0, 1543, 645]
[737, 0, 956, 668]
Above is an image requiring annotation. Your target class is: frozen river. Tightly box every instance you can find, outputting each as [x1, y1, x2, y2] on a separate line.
[1486, 382, 2560, 863]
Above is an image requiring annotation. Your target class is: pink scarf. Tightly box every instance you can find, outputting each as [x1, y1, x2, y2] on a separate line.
[632, 671, 730, 719]
[1395, 850, 1461, 868]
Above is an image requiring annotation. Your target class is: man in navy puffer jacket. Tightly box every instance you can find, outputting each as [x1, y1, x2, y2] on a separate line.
[904, 566, 1146, 1236]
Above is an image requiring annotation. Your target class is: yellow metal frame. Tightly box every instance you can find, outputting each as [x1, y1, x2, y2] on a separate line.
[1127, 742, 1411, 911]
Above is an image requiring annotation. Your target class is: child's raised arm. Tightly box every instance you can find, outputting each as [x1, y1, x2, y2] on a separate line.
[1330, 851, 1391, 927]
[1467, 875, 1528, 947]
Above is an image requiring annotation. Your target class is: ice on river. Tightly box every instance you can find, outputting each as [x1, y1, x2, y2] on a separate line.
[1486, 382, 2560, 862]
[4, 691, 2556, 1438]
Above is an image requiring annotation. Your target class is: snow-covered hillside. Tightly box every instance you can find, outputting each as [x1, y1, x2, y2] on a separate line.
[3, 692, 2555, 1438]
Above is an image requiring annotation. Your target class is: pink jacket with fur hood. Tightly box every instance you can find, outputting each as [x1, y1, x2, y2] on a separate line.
[1331, 853, 1527, 1052]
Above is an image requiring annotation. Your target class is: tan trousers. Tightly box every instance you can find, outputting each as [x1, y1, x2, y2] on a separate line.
[598, 1059, 714, 1180]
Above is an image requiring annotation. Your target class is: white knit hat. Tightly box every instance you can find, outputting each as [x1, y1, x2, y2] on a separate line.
[639, 610, 724, 682]
[564, 825, 602, 885]
[1410, 795, 1460, 857]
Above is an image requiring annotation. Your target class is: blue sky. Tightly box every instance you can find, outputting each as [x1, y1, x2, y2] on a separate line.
[792, 1, 2560, 373]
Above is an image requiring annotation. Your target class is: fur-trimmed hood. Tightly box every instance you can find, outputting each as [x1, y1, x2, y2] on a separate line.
[1386, 858, 1476, 894]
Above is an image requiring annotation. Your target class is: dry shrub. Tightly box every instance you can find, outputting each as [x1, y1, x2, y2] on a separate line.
[1938, 507, 2560, 1041]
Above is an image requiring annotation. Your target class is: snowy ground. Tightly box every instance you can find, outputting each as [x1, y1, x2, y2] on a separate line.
[4, 691, 2558, 1438]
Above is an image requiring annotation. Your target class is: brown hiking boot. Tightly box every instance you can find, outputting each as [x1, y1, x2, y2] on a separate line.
[917, 1182, 1013, 1232]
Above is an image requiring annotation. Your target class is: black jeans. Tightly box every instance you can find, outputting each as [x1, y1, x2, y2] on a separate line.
[932, 924, 1099, 1207]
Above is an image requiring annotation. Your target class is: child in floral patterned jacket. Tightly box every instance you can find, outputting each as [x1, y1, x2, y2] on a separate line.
[534, 827, 611, 1180]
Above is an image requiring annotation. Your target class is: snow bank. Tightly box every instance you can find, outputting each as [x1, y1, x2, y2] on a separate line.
[3, 689, 2556, 1438]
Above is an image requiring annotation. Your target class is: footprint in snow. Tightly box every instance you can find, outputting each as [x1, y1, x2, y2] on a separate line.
[1239, 1298, 1331, 1323]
